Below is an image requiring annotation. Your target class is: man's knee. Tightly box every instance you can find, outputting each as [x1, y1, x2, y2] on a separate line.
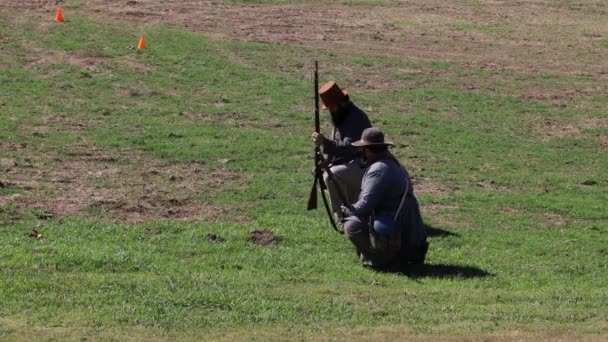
[343, 219, 371, 252]
[324, 164, 342, 179]
[343, 218, 368, 239]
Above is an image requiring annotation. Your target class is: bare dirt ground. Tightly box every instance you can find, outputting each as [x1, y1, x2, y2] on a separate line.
[3, 0, 606, 77]
[0, 142, 248, 224]
[123, 0, 599, 78]
[249, 229, 281, 246]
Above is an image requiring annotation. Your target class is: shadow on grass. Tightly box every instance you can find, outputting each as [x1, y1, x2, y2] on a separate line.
[425, 223, 459, 238]
[375, 263, 493, 279]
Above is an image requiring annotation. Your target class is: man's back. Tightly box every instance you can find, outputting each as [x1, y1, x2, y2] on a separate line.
[348, 154, 407, 219]
[324, 102, 372, 165]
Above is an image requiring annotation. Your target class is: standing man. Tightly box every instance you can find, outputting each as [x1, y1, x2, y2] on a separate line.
[311, 81, 372, 223]
[341, 127, 428, 268]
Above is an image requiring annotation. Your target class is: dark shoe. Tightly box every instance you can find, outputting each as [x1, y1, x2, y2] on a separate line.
[411, 241, 429, 265]
[360, 252, 372, 266]
[361, 252, 395, 269]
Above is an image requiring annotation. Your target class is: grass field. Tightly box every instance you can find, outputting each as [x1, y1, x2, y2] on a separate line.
[0, 1, 607, 340]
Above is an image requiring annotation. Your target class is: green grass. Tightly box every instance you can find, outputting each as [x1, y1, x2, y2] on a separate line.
[0, 5, 607, 341]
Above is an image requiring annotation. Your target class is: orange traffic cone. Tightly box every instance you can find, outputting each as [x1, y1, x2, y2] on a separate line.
[137, 35, 146, 49]
[54, 8, 64, 22]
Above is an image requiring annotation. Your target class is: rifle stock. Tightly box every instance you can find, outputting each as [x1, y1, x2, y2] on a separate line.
[307, 173, 318, 210]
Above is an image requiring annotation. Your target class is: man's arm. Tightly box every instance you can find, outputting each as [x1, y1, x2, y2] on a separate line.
[321, 136, 354, 156]
[323, 107, 371, 158]
[344, 166, 387, 217]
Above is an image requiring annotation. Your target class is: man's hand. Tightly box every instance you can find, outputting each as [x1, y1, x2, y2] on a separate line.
[311, 132, 325, 146]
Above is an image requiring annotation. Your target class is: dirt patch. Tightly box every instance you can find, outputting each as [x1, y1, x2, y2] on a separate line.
[179, 111, 257, 128]
[21, 45, 111, 74]
[600, 135, 608, 149]
[412, 178, 452, 196]
[1, 145, 249, 224]
[541, 212, 568, 228]
[348, 75, 403, 92]
[22, 42, 154, 81]
[423, 204, 459, 212]
[521, 87, 593, 106]
[0, 0, 56, 11]
[205, 233, 226, 243]
[113, 87, 180, 98]
[249, 230, 280, 246]
[531, 116, 583, 140]
[474, 180, 511, 193]
[503, 207, 569, 229]
[114, 56, 156, 72]
[0, 158, 18, 169]
[530, 115, 608, 142]
[580, 117, 608, 130]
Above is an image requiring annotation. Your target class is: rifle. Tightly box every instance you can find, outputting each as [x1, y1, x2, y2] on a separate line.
[306, 61, 347, 234]
[307, 61, 322, 211]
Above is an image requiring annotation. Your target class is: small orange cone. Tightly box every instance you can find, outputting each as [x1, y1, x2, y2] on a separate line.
[137, 35, 146, 49]
[54, 8, 64, 22]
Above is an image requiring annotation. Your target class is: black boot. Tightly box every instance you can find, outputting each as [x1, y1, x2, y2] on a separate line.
[411, 241, 429, 265]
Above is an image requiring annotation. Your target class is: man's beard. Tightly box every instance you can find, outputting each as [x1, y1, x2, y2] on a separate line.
[354, 148, 368, 166]
[330, 103, 350, 125]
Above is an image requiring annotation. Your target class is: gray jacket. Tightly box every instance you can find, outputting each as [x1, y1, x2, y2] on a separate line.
[347, 153, 427, 251]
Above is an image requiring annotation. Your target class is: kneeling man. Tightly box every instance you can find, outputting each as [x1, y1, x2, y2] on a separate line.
[341, 127, 428, 267]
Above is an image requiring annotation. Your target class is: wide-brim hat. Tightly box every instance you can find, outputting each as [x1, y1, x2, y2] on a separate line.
[319, 81, 348, 110]
[352, 127, 394, 147]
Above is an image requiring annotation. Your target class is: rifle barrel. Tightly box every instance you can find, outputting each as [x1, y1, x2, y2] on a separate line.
[314, 61, 320, 133]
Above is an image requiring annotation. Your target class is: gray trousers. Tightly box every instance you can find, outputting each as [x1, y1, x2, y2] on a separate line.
[344, 216, 401, 266]
[323, 160, 364, 218]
